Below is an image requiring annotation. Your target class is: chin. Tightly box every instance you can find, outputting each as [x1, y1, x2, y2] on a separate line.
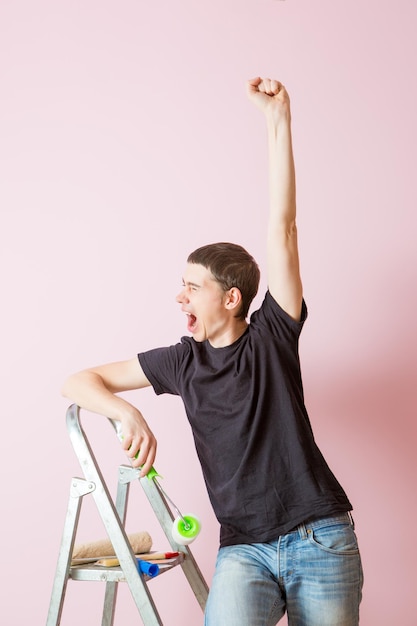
[191, 328, 206, 343]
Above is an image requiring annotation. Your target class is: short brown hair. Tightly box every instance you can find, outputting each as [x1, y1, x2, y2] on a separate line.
[187, 242, 260, 320]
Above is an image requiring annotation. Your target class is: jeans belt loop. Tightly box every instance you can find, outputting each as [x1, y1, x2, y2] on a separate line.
[297, 521, 308, 540]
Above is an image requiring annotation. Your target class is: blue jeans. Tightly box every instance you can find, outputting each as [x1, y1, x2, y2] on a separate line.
[204, 513, 363, 626]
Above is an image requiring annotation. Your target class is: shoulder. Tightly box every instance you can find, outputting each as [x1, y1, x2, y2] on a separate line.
[249, 291, 308, 339]
[138, 335, 206, 372]
[138, 338, 199, 395]
[139, 336, 193, 362]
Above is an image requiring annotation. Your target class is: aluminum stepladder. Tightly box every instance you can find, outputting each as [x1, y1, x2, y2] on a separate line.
[47, 404, 209, 626]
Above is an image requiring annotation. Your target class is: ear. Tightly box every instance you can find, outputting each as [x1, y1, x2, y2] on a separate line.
[224, 287, 243, 312]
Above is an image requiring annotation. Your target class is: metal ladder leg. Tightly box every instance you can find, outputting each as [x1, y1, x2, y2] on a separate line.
[140, 473, 209, 611]
[47, 478, 95, 626]
[101, 468, 131, 626]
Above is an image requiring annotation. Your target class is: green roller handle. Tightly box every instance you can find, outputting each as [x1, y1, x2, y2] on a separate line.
[117, 427, 161, 481]
[132, 451, 161, 480]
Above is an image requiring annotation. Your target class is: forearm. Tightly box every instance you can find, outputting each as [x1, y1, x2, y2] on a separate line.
[61, 370, 138, 422]
[266, 111, 297, 231]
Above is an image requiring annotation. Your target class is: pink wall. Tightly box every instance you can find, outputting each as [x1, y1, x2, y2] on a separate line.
[1, 1, 416, 624]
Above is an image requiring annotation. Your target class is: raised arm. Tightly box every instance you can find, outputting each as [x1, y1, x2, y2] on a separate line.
[247, 77, 303, 321]
[61, 358, 156, 476]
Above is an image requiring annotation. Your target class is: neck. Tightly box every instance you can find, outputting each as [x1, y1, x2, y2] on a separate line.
[208, 319, 248, 348]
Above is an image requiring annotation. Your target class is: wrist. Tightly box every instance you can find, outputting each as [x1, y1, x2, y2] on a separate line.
[265, 107, 292, 132]
[110, 398, 140, 424]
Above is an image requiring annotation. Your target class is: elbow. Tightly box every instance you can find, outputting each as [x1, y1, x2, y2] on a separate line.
[61, 371, 86, 400]
[283, 217, 298, 238]
[61, 374, 75, 399]
[269, 218, 298, 244]
[61, 368, 103, 403]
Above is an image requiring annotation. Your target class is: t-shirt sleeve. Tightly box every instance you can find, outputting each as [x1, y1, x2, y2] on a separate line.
[138, 341, 191, 396]
[251, 291, 308, 341]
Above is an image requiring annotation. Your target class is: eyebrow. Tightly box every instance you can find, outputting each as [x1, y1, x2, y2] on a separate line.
[182, 279, 201, 289]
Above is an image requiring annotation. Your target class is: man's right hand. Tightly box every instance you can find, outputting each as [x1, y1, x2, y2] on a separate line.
[119, 406, 157, 477]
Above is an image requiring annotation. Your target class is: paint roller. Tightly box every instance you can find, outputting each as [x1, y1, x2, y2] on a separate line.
[115, 423, 201, 545]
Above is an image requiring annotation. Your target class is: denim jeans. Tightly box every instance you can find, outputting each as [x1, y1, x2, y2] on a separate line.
[204, 513, 363, 626]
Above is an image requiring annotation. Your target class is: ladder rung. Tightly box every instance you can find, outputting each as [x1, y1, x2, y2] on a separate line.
[69, 554, 185, 583]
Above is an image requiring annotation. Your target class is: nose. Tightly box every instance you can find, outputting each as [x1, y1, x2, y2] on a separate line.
[176, 287, 188, 304]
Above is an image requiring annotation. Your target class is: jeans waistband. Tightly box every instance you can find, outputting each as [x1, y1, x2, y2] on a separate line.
[296, 512, 354, 540]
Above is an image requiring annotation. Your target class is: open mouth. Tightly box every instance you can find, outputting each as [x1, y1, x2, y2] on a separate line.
[186, 313, 197, 333]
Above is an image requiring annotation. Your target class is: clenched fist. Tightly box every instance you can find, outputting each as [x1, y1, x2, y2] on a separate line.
[247, 77, 291, 124]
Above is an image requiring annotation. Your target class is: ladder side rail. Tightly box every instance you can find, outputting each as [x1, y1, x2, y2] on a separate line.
[66, 405, 163, 626]
[101, 470, 131, 626]
[140, 474, 209, 611]
[46, 478, 92, 626]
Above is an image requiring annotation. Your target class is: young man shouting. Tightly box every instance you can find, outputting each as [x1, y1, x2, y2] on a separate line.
[62, 77, 363, 625]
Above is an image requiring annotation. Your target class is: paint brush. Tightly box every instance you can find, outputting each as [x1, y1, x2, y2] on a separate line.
[96, 551, 181, 567]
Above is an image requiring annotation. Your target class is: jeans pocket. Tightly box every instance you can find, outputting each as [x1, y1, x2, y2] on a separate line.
[307, 522, 360, 556]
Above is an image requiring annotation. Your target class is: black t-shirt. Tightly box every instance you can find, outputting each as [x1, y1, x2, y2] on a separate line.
[138, 291, 351, 547]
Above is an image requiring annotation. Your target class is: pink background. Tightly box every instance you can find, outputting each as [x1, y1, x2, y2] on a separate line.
[1, 1, 416, 624]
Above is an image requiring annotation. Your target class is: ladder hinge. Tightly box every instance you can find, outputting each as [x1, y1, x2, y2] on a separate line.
[70, 478, 96, 497]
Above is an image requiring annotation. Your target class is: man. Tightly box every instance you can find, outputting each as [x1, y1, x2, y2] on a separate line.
[62, 77, 363, 625]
